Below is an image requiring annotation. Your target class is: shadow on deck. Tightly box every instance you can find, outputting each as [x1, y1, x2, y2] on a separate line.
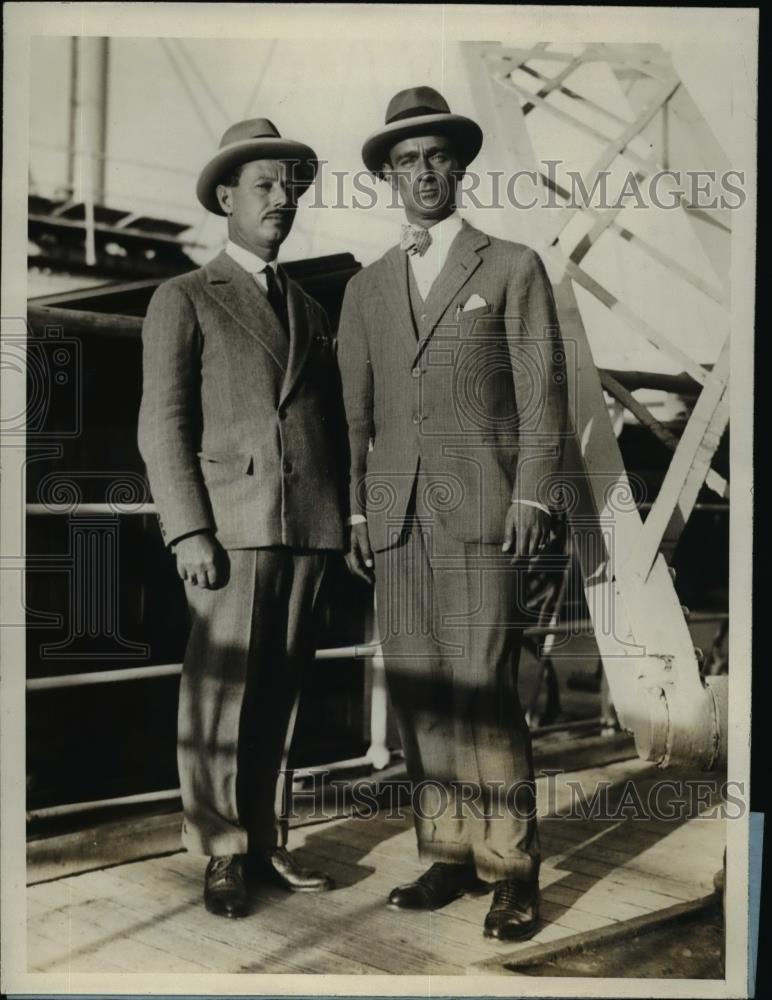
[27, 754, 726, 976]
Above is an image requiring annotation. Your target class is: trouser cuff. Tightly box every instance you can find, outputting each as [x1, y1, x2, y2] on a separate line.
[181, 817, 249, 858]
[473, 851, 540, 884]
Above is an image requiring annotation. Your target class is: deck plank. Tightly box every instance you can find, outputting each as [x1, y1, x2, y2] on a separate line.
[27, 757, 725, 975]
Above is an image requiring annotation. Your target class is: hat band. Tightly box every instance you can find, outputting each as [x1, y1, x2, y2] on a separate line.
[387, 105, 448, 124]
[221, 131, 279, 148]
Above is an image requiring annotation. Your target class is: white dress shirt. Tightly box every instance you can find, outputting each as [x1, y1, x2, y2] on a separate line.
[225, 239, 279, 289]
[348, 213, 549, 528]
[408, 211, 464, 300]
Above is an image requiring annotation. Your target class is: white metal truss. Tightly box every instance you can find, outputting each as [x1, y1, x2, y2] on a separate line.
[462, 42, 729, 768]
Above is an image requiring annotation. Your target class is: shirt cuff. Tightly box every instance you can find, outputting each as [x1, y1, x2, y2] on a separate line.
[510, 499, 551, 516]
[168, 527, 212, 549]
[347, 514, 367, 526]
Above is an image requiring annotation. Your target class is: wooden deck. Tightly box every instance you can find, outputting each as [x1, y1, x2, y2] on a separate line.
[27, 755, 725, 976]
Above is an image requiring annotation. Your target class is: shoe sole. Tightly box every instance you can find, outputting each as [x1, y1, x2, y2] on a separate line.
[483, 929, 538, 941]
[483, 920, 538, 940]
[204, 904, 248, 919]
[249, 873, 335, 893]
[387, 885, 489, 911]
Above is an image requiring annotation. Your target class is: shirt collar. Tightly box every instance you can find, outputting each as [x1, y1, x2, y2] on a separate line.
[403, 211, 463, 264]
[425, 211, 463, 246]
[225, 239, 279, 275]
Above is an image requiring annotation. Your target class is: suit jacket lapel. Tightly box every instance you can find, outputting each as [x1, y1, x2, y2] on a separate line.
[378, 246, 420, 355]
[415, 223, 489, 364]
[202, 250, 290, 372]
[279, 272, 313, 405]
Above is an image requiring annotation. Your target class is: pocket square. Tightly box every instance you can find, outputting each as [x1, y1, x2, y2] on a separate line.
[462, 294, 488, 312]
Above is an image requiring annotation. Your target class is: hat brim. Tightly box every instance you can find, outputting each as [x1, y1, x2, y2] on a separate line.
[362, 113, 483, 176]
[196, 138, 319, 215]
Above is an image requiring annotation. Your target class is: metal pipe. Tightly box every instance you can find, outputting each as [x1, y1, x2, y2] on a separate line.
[601, 369, 683, 452]
[25, 715, 627, 821]
[28, 213, 199, 248]
[291, 755, 376, 782]
[601, 368, 704, 395]
[25, 720, 608, 821]
[27, 305, 142, 337]
[28, 787, 181, 822]
[73, 37, 109, 207]
[531, 717, 604, 736]
[365, 641, 391, 769]
[66, 37, 78, 194]
[26, 647, 381, 690]
[25, 500, 728, 518]
[313, 643, 379, 661]
[26, 503, 156, 516]
[26, 662, 183, 691]
[26, 612, 728, 692]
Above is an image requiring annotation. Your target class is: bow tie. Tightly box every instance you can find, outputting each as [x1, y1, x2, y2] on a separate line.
[400, 223, 433, 257]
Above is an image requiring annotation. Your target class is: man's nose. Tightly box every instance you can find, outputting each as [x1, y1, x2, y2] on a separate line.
[415, 152, 433, 175]
[271, 183, 290, 207]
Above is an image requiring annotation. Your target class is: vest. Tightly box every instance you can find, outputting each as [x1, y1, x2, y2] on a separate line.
[406, 256, 429, 340]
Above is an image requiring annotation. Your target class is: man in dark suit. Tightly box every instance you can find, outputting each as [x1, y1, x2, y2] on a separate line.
[337, 87, 568, 940]
[138, 119, 345, 918]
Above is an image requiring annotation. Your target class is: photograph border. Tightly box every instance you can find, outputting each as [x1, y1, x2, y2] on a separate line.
[1, 3, 758, 997]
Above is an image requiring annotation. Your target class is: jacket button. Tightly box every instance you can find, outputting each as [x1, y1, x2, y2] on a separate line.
[411, 367, 422, 378]
[283, 461, 293, 474]
[278, 407, 287, 420]
[412, 414, 423, 425]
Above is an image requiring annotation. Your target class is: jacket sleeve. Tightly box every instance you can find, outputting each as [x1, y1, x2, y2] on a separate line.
[317, 299, 351, 522]
[137, 280, 214, 546]
[506, 247, 568, 507]
[335, 276, 373, 519]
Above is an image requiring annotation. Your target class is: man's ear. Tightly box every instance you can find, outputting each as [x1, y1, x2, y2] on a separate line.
[216, 184, 232, 215]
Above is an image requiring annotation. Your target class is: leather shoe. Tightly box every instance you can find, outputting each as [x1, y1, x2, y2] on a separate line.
[483, 878, 539, 940]
[388, 862, 486, 910]
[250, 846, 334, 893]
[204, 855, 248, 918]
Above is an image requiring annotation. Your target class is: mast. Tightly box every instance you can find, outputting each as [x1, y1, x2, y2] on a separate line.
[67, 37, 109, 264]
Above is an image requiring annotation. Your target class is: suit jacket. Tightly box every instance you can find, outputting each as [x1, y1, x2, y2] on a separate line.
[336, 221, 568, 552]
[137, 250, 347, 551]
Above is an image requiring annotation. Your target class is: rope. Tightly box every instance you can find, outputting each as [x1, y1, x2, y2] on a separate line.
[158, 38, 218, 144]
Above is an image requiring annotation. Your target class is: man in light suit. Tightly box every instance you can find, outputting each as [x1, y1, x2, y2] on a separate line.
[138, 119, 345, 918]
[337, 87, 568, 940]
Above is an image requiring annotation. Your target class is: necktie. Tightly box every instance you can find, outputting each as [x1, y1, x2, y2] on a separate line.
[262, 265, 288, 334]
[400, 223, 432, 257]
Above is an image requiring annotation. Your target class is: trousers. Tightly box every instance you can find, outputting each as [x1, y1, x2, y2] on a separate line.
[373, 512, 539, 882]
[177, 546, 325, 856]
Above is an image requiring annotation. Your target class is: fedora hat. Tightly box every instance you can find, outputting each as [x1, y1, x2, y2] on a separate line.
[196, 118, 318, 215]
[362, 86, 483, 176]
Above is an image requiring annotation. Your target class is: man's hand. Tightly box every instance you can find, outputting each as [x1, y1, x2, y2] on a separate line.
[173, 531, 225, 589]
[345, 521, 374, 583]
[502, 503, 551, 560]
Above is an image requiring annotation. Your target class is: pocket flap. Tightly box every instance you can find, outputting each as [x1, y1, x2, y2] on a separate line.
[197, 452, 254, 474]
